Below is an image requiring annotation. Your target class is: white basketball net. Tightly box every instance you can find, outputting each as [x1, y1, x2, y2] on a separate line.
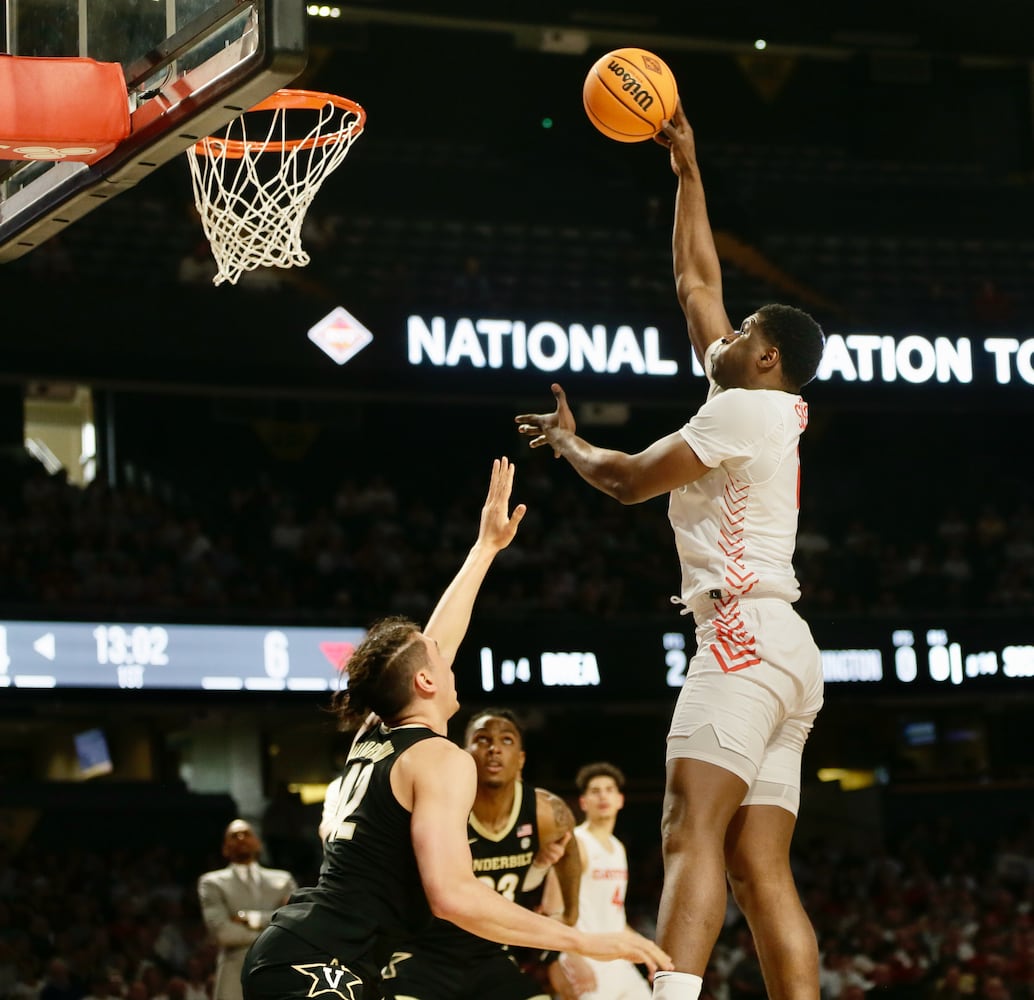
[186, 93, 364, 286]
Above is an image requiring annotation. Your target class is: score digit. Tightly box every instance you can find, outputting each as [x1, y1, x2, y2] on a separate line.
[664, 631, 687, 688]
[263, 630, 290, 679]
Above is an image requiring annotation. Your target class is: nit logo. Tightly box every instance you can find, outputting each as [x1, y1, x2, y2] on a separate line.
[307, 307, 374, 365]
[290, 958, 361, 999]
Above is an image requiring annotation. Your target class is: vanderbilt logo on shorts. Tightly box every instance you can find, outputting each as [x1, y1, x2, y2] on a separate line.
[290, 958, 362, 999]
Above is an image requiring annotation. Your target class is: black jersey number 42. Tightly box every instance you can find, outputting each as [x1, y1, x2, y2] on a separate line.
[326, 761, 374, 843]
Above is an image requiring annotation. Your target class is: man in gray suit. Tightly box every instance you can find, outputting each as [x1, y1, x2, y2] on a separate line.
[198, 819, 298, 1000]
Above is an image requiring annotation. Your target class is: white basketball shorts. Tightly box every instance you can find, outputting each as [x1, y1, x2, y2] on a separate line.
[666, 597, 824, 815]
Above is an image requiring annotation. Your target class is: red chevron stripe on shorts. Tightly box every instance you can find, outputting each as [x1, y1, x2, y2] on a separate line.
[710, 639, 761, 672]
[709, 596, 760, 672]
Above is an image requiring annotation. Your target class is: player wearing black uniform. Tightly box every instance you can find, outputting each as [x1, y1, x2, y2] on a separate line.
[240, 459, 672, 1000]
[245, 722, 441, 998]
[382, 709, 579, 1000]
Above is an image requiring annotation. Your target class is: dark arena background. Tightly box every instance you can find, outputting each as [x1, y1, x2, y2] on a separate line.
[1, 1, 1033, 997]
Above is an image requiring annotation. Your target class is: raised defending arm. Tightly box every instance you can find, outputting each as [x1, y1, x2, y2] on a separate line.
[424, 457, 526, 665]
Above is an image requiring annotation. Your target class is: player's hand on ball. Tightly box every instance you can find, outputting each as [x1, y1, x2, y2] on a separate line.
[657, 100, 697, 175]
[515, 384, 577, 458]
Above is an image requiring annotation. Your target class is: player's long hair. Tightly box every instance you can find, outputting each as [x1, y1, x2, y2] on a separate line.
[757, 303, 825, 389]
[331, 616, 426, 729]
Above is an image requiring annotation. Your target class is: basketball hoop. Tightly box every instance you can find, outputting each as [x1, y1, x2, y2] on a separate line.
[186, 89, 366, 286]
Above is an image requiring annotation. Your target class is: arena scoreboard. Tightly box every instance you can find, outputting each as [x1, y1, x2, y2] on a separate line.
[0, 618, 1031, 699]
[0, 621, 364, 691]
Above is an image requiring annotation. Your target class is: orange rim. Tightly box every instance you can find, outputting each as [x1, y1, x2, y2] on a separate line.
[192, 89, 366, 159]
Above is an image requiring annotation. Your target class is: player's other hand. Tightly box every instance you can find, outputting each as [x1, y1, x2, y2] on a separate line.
[577, 928, 673, 975]
[477, 457, 527, 552]
[557, 952, 598, 995]
[515, 383, 576, 458]
[547, 959, 582, 1000]
[533, 830, 570, 868]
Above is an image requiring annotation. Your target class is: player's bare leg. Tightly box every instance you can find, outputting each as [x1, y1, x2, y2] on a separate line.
[724, 804, 819, 1000]
[655, 758, 748, 973]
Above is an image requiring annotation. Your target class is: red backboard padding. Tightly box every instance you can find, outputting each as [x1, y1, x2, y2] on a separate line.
[0, 55, 130, 164]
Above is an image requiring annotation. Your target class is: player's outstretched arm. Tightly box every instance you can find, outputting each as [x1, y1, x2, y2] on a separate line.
[405, 740, 673, 974]
[656, 101, 734, 366]
[516, 385, 712, 503]
[424, 456, 526, 666]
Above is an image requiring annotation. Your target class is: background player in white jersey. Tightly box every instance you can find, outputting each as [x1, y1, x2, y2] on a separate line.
[561, 762, 651, 1000]
[515, 100, 827, 1000]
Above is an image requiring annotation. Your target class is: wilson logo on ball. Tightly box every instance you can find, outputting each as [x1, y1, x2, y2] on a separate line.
[605, 60, 657, 111]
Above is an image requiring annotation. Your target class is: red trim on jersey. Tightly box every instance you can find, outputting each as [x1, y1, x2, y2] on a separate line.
[709, 474, 761, 671]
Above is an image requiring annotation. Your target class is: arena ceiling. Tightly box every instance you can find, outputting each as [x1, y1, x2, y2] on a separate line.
[338, 1, 1034, 61]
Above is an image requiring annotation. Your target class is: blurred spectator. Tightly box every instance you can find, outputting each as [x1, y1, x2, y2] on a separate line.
[82, 973, 119, 1000]
[727, 938, 765, 1000]
[796, 516, 832, 558]
[450, 254, 493, 305]
[39, 958, 84, 1000]
[971, 278, 1014, 329]
[937, 507, 971, 547]
[177, 241, 218, 286]
[182, 957, 211, 1000]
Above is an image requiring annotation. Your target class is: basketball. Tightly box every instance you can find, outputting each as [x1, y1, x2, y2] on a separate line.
[582, 48, 679, 143]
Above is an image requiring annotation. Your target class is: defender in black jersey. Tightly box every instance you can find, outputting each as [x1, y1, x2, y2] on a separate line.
[258, 722, 443, 994]
[240, 460, 672, 1000]
[382, 709, 582, 1000]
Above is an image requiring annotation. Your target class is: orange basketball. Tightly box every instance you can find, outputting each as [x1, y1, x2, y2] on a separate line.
[582, 48, 679, 143]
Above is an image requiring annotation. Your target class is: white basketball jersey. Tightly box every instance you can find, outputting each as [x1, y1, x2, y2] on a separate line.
[575, 823, 628, 935]
[669, 339, 808, 610]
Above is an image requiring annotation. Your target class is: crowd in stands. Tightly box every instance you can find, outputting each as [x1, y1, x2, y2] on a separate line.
[1, 804, 1032, 1000]
[0, 416, 1030, 627]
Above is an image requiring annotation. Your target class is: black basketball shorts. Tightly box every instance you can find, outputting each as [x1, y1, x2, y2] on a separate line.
[242, 924, 375, 1000]
[381, 948, 550, 1000]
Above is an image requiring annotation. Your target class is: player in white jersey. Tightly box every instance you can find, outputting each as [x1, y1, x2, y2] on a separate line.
[515, 100, 826, 1000]
[561, 763, 651, 1000]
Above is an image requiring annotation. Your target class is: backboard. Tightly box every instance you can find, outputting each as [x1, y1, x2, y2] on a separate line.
[0, 0, 307, 261]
